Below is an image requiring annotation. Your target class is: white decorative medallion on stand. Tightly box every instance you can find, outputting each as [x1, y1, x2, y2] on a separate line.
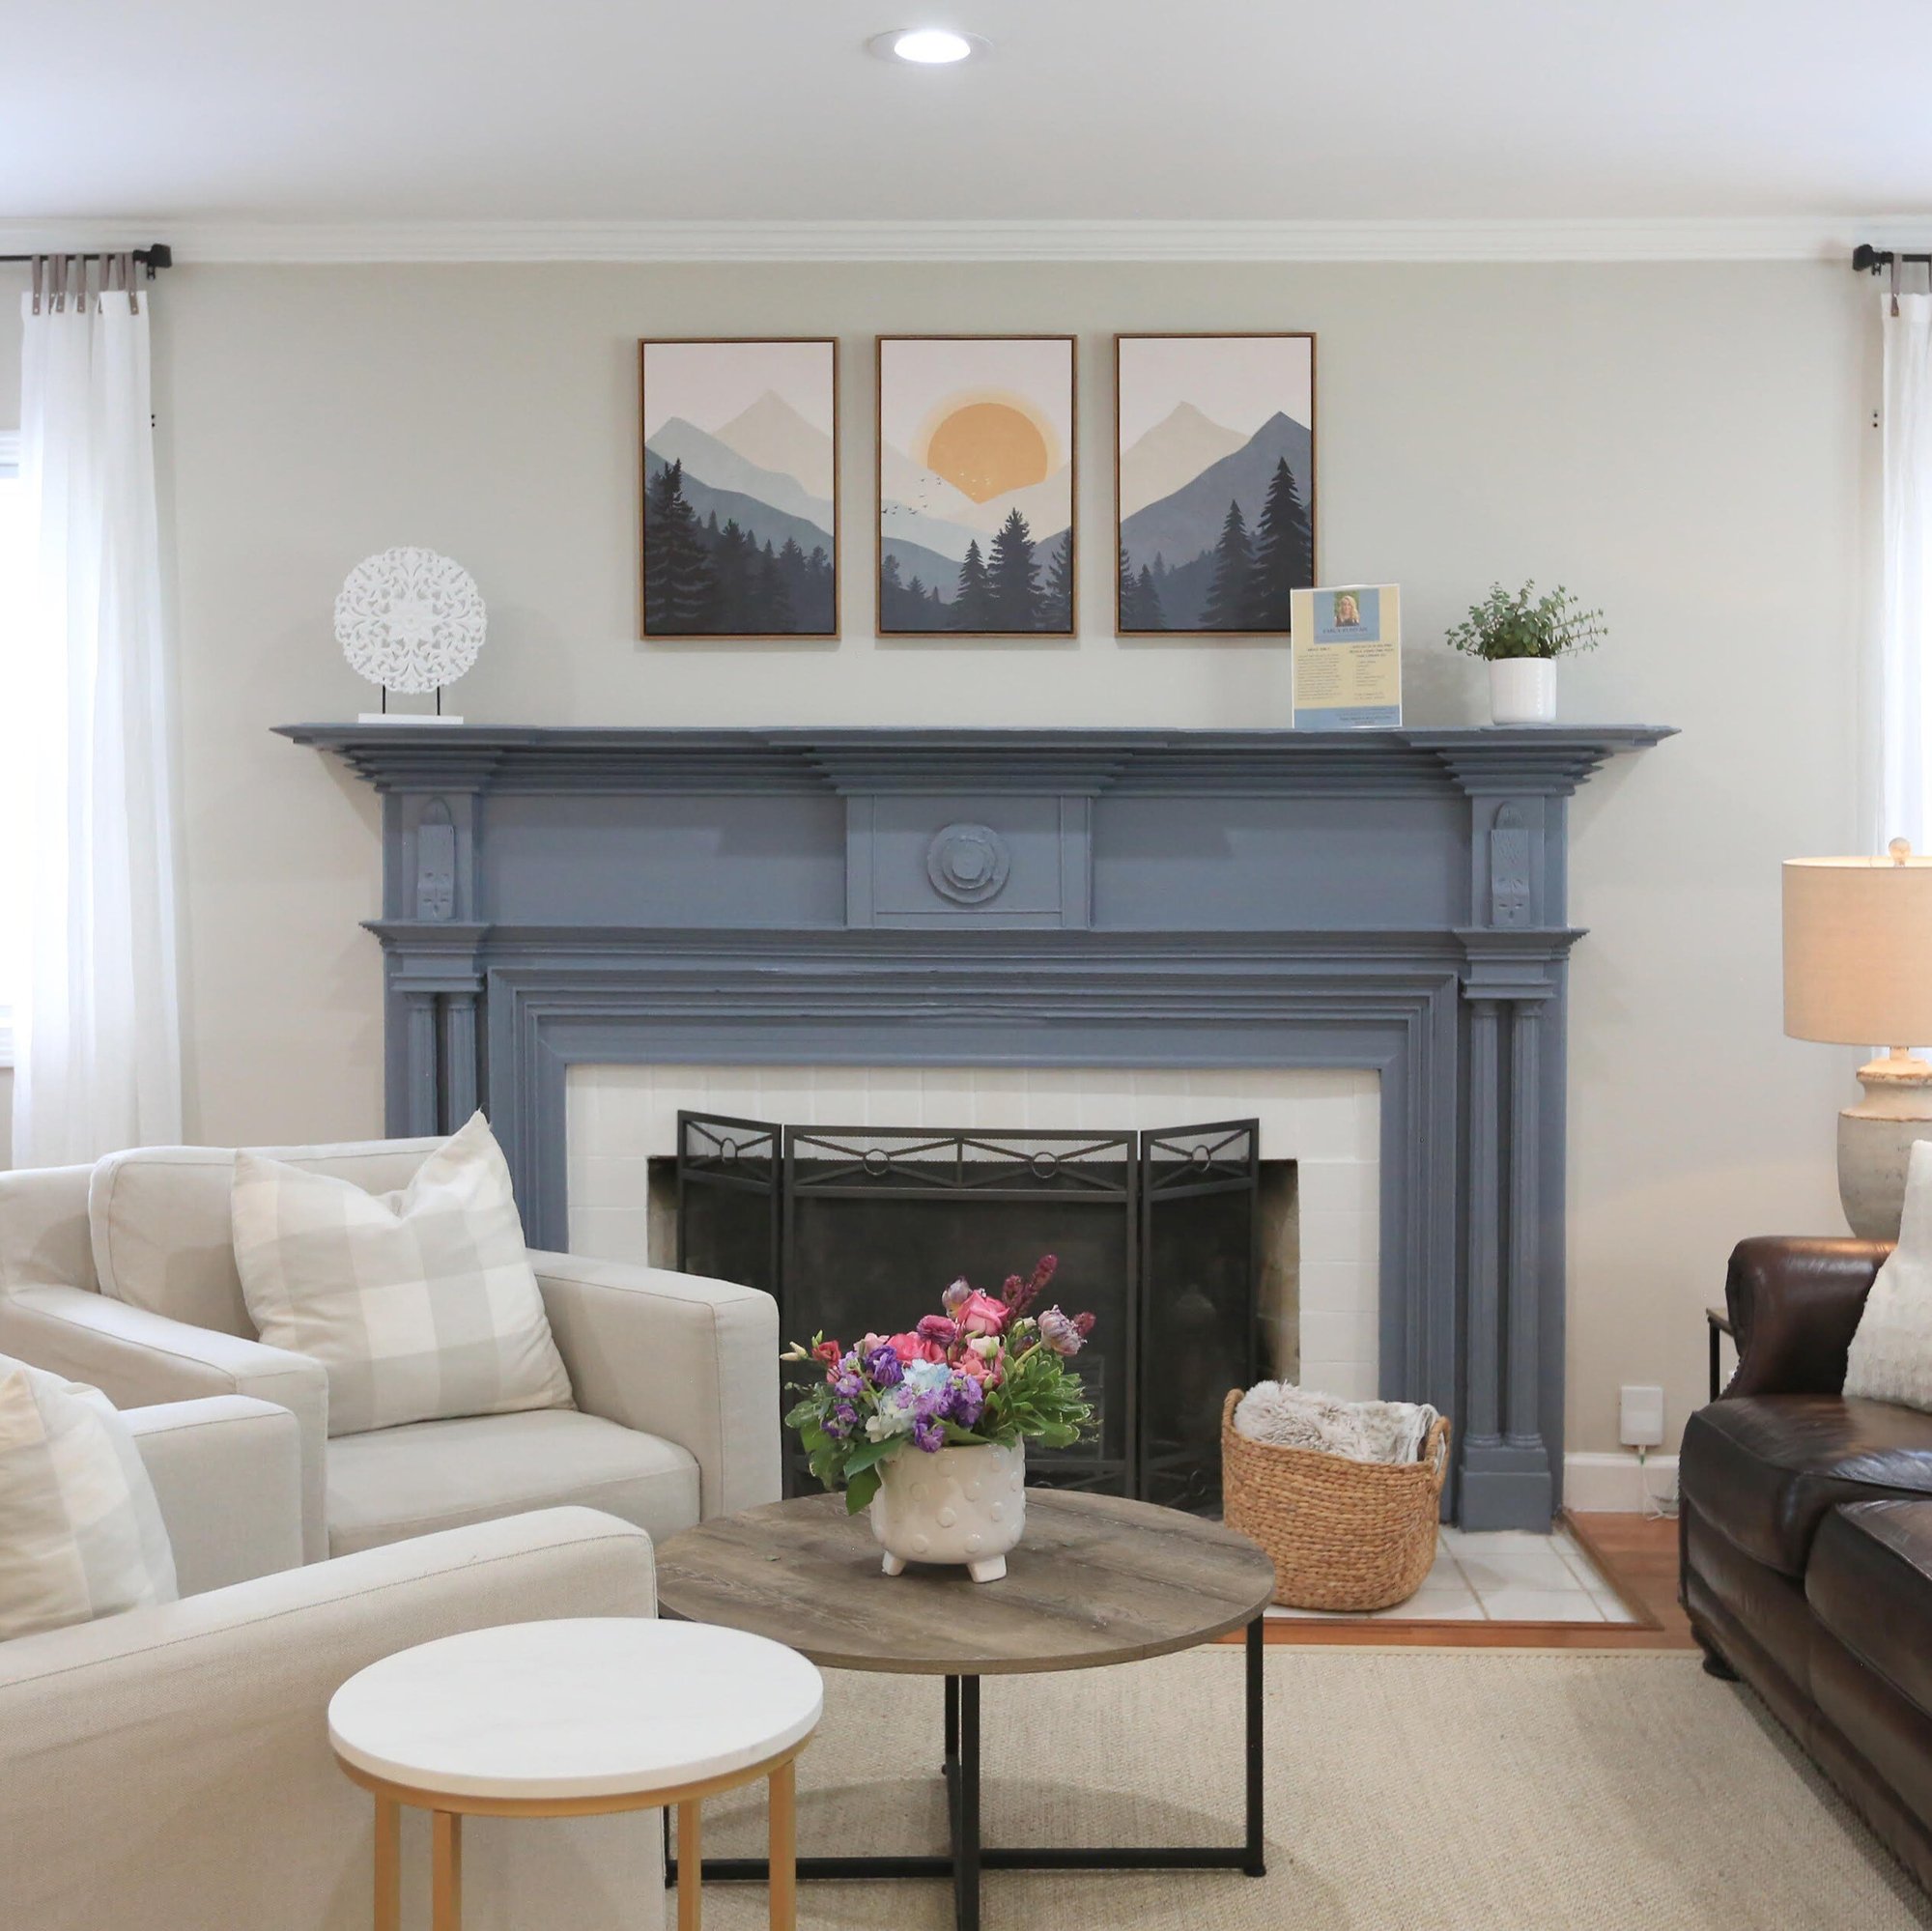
[335, 546, 486, 724]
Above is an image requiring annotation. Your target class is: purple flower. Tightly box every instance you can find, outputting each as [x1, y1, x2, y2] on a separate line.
[942, 1278, 972, 1315]
[834, 1364, 866, 1398]
[912, 1417, 945, 1452]
[947, 1374, 985, 1429]
[865, 1344, 903, 1387]
[1037, 1307, 1086, 1356]
[826, 1402, 859, 1439]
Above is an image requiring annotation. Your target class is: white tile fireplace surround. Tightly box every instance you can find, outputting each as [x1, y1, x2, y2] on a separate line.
[567, 1063, 1381, 1400]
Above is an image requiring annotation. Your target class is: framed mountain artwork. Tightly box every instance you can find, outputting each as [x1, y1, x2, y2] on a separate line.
[876, 335, 1076, 637]
[1115, 333, 1317, 635]
[639, 338, 838, 639]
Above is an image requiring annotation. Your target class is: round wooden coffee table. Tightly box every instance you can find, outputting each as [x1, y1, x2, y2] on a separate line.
[327, 1618, 822, 1931]
[657, 1490, 1274, 1931]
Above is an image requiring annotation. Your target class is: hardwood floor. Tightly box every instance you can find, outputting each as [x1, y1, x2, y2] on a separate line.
[1224, 1512, 1695, 1652]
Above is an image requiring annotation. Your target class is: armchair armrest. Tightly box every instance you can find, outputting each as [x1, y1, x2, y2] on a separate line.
[0, 1508, 659, 1931]
[1723, 1235, 1892, 1399]
[0, 1284, 330, 1561]
[530, 1249, 780, 1519]
[127, 1397, 304, 1596]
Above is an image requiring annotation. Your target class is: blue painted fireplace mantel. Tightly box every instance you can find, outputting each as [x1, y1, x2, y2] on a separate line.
[282, 722, 1672, 1529]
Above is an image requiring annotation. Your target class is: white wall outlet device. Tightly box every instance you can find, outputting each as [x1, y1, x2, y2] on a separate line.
[1620, 1384, 1665, 1448]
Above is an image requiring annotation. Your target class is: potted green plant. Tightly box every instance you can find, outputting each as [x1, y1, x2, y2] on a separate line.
[1444, 582, 1606, 725]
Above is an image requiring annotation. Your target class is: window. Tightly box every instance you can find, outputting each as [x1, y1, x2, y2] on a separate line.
[0, 428, 21, 1065]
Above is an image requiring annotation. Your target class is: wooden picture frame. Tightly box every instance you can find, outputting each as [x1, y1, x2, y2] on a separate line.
[876, 334, 1077, 639]
[1114, 332, 1317, 637]
[639, 337, 839, 640]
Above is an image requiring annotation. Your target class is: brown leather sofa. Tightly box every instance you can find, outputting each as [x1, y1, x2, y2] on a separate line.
[1681, 1234, 1932, 1889]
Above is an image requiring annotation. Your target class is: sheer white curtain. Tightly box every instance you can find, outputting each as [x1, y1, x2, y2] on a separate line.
[12, 269, 181, 1163]
[1881, 288, 1932, 855]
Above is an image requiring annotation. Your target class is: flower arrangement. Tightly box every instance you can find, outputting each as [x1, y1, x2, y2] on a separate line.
[782, 1255, 1097, 1513]
[1443, 581, 1606, 661]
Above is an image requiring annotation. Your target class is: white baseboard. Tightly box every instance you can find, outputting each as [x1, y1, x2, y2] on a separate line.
[1564, 1451, 1679, 1514]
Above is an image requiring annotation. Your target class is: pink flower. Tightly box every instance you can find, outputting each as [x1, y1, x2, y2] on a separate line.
[955, 1290, 1010, 1338]
[887, 1330, 946, 1365]
[916, 1313, 960, 1346]
[957, 1346, 1003, 1384]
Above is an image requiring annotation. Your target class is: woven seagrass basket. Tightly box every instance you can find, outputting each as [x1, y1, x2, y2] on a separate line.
[1220, 1389, 1452, 1612]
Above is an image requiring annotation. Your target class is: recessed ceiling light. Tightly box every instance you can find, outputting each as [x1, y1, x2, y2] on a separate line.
[867, 27, 987, 66]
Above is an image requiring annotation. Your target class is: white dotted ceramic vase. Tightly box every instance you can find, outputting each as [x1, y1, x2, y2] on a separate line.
[869, 1439, 1027, 1583]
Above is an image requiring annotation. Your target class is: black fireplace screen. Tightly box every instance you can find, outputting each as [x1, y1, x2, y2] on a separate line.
[676, 1112, 1260, 1510]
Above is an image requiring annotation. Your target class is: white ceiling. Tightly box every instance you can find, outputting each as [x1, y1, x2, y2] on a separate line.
[4, 0, 1929, 241]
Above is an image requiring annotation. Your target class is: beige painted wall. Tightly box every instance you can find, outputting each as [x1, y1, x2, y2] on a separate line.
[6, 257, 1875, 1450]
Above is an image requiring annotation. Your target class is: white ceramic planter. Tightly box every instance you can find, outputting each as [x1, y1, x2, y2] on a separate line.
[1489, 658, 1557, 725]
[869, 1439, 1026, 1583]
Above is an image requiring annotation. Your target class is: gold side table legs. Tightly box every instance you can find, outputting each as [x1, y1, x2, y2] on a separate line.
[432, 1812, 463, 1931]
[678, 1801, 703, 1931]
[374, 1795, 400, 1931]
[672, 1763, 797, 1931]
[363, 1759, 804, 1931]
[769, 1759, 797, 1931]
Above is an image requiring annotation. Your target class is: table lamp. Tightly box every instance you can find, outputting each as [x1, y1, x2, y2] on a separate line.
[1784, 839, 1932, 1239]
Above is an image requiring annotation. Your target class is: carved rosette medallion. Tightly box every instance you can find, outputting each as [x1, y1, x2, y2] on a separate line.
[925, 822, 1011, 905]
[335, 547, 487, 696]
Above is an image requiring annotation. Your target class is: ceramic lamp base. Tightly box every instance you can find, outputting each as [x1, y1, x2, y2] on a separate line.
[1838, 1050, 1932, 1240]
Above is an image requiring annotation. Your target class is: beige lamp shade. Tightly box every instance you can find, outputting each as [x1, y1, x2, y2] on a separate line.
[1783, 851, 1932, 1045]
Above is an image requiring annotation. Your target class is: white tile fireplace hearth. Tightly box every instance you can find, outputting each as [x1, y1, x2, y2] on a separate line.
[568, 1062, 1380, 1400]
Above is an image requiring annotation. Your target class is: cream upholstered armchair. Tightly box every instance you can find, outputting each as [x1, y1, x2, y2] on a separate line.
[0, 1136, 780, 1562]
[0, 1393, 660, 1931]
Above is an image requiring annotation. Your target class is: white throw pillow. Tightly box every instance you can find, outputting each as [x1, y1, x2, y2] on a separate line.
[232, 1111, 575, 1437]
[1846, 1137, 1932, 1408]
[0, 1354, 178, 1642]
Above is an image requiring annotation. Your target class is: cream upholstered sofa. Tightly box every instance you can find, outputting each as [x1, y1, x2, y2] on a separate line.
[0, 1393, 661, 1931]
[0, 1135, 780, 1562]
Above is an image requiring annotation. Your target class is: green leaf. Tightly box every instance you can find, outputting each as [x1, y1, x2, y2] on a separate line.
[844, 1467, 882, 1514]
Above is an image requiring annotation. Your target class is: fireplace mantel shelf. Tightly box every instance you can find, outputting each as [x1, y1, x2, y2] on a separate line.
[286, 717, 1671, 1531]
[280, 722, 1673, 797]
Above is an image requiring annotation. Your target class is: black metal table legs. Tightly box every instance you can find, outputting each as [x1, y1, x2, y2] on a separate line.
[670, 1618, 1266, 1931]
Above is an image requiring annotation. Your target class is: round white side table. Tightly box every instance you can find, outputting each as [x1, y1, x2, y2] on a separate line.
[327, 1617, 822, 1931]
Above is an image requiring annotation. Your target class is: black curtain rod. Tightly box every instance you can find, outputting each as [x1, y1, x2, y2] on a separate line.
[0, 243, 172, 271]
[1856, 243, 1932, 272]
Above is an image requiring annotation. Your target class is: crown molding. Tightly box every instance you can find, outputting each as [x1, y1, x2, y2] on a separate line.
[3, 213, 1928, 266]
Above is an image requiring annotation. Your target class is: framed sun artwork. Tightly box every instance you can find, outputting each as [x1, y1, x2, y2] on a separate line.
[875, 335, 1076, 637]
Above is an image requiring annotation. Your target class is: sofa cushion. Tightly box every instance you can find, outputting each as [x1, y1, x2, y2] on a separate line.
[1847, 1140, 1932, 1411]
[325, 1408, 699, 1558]
[89, 1138, 443, 1337]
[1680, 1394, 1932, 1576]
[0, 1354, 177, 1641]
[1809, 1500, 1932, 1722]
[233, 1115, 574, 1437]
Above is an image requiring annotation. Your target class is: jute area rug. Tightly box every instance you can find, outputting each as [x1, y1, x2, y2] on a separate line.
[695, 1646, 1932, 1930]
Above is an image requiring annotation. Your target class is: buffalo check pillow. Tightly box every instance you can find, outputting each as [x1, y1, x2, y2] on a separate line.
[232, 1111, 574, 1436]
[0, 1353, 178, 1642]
